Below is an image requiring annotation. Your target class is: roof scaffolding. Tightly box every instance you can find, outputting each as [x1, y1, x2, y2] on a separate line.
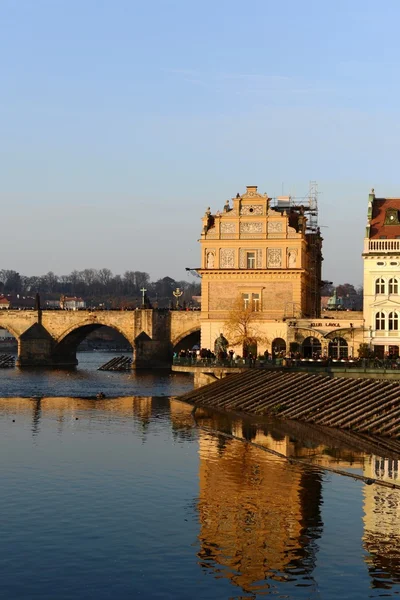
[270, 181, 319, 233]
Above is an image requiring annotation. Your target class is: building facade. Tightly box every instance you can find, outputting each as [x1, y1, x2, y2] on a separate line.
[198, 185, 365, 356]
[60, 296, 86, 310]
[363, 189, 400, 358]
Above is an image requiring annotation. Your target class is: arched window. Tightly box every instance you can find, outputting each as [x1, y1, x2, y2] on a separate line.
[328, 337, 348, 359]
[302, 336, 322, 358]
[389, 312, 399, 331]
[376, 312, 386, 330]
[272, 338, 286, 355]
[375, 278, 385, 294]
[389, 278, 399, 295]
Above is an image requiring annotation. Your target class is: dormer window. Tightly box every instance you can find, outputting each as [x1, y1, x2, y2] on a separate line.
[384, 208, 400, 225]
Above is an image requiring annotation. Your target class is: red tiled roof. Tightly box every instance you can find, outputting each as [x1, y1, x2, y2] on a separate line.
[370, 198, 400, 238]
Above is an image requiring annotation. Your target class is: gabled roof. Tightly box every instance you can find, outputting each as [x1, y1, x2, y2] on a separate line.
[370, 198, 400, 239]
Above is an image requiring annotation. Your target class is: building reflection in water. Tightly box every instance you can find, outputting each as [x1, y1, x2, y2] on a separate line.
[6, 396, 400, 595]
[195, 421, 324, 595]
[363, 455, 400, 591]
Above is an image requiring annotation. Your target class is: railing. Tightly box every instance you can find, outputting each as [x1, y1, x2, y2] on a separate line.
[173, 357, 259, 368]
[367, 239, 400, 252]
[173, 357, 400, 371]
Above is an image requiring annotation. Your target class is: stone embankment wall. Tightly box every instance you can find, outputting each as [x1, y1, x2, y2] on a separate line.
[179, 370, 400, 438]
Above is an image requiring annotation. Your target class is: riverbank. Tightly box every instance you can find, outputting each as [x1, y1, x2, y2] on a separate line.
[179, 370, 400, 438]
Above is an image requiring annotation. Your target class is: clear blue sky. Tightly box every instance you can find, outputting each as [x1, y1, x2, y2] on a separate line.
[2, 0, 400, 286]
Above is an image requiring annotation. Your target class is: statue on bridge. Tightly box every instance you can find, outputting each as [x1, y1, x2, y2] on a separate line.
[214, 333, 229, 356]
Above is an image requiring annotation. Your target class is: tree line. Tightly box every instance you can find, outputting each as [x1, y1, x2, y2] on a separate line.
[0, 269, 200, 308]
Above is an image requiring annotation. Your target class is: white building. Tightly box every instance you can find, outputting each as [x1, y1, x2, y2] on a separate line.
[363, 189, 400, 358]
[60, 296, 86, 310]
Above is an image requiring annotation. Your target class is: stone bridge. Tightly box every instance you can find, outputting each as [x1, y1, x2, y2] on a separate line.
[0, 309, 201, 368]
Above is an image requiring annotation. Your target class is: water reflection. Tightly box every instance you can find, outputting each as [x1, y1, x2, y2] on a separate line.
[196, 424, 323, 595]
[363, 455, 400, 591]
[2, 395, 400, 597]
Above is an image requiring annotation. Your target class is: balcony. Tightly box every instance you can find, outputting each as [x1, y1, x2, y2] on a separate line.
[365, 239, 400, 253]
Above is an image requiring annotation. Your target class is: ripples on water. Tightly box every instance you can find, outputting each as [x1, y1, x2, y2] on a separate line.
[0, 353, 399, 599]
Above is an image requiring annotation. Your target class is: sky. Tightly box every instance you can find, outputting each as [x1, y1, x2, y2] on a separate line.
[2, 0, 400, 286]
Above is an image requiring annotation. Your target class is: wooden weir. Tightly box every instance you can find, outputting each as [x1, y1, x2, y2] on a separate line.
[179, 370, 400, 438]
[0, 354, 15, 368]
[98, 356, 132, 371]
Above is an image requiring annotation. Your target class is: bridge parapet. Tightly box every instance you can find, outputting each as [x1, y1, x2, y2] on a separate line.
[0, 309, 202, 368]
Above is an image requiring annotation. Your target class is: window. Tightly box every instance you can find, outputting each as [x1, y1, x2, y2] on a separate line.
[389, 278, 399, 295]
[376, 312, 386, 330]
[389, 312, 399, 331]
[375, 278, 385, 295]
[246, 252, 256, 269]
[252, 293, 260, 311]
[242, 293, 250, 309]
[242, 292, 261, 311]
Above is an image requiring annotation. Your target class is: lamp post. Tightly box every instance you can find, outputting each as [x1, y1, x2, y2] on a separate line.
[173, 287, 183, 309]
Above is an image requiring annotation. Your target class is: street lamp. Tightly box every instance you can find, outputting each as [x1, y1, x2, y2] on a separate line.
[173, 287, 183, 309]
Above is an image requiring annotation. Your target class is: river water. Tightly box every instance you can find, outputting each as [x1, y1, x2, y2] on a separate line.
[0, 352, 399, 599]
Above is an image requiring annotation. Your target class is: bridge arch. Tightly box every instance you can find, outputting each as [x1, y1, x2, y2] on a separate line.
[56, 319, 133, 347]
[171, 326, 201, 350]
[53, 321, 133, 365]
[0, 321, 21, 341]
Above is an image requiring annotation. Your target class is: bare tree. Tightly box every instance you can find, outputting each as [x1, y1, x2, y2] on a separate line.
[44, 271, 59, 292]
[98, 268, 113, 288]
[224, 295, 266, 356]
[123, 271, 136, 294]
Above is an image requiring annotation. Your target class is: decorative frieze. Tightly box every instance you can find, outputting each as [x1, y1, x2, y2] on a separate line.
[240, 205, 263, 216]
[239, 249, 246, 269]
[257, 249, 263, 268]
[240, 234, 263, 239]
[221, 222, 236, 234]
[267, 248, 282, 268]
[268, 221, 283, 233]
[240, 222, 262, 233]
[220, 248, 235, 268]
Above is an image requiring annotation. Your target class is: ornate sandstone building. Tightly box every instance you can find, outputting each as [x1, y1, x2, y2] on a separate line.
[198, 185, 325, 354]
[363, 189, 400, 358]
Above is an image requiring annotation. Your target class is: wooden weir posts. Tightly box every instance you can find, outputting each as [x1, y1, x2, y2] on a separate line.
[0, 354, 15, 368]
[179, 370, 400, 439]
[98, 356, 132, 371]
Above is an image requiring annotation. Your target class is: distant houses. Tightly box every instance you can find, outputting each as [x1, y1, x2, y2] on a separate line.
[0, 295, 34, 309]
[0, 294, 86, 311]
[0, 297, 10, 309]
[60, 296, 86, 310]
